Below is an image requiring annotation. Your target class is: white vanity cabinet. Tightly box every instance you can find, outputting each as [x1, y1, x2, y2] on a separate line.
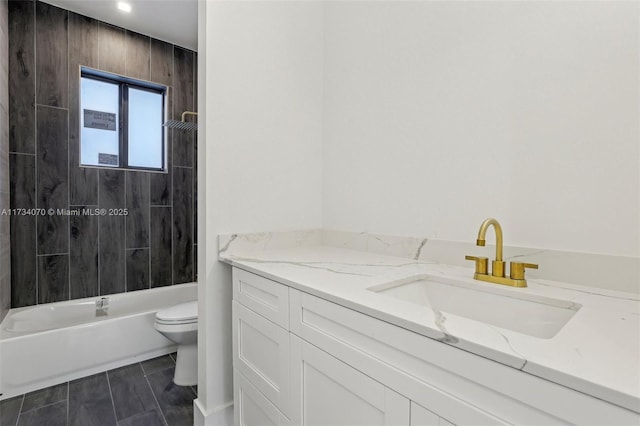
[232, 267, 639, 426]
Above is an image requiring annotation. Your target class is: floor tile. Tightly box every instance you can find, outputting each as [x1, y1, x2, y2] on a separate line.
[147, 367, 196, 426]
[68, 373, 117, 426]
[0, 395, 24, 426]
[141, 355, 175, 376]
[21, 382, 67, 413]
[17, 401, 66, 426]
[3, 355, 194, 426]
[108, 364, 160, 422]
[117, 409, 166, 426]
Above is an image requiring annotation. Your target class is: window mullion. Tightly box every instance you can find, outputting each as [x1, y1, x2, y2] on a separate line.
[121, 84, 129, 168]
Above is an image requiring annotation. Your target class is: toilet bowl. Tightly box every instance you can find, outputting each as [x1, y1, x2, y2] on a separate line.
[154, 301, 198, 386]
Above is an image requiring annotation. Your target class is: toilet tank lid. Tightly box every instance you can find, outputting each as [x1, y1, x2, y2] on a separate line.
[156, 301, 198, 322]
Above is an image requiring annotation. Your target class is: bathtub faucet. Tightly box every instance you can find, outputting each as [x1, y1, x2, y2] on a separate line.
[96, 297, 110, 317]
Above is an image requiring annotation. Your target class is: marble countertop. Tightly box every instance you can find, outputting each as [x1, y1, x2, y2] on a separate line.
[219, 242, 640, 413]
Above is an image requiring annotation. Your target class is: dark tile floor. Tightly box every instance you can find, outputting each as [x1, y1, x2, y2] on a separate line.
[0, 354, 197, 426]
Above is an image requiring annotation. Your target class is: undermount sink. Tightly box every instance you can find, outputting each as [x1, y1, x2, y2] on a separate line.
[368, 275, 581, 339]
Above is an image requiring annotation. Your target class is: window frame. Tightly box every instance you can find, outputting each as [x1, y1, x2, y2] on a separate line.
[79, 66, 168, 173]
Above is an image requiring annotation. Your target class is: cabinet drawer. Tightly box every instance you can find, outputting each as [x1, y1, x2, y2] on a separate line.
[234, 369, 291, 426]
[232, 301, 292, 417]
[233, 268, 289, 329]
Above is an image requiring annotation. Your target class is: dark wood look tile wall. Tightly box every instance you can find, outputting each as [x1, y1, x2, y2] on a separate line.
[99, 215, 125, 295]
[172, 47, 194, 168]
[98, 169, 124, 209]
[149, 171, 171, 206]
[173, 167, 193, 283]
[125, 31, 150, 80]
[36, 106, 69, 255]
[69, 208, 98, 299]
[150, 206, 172, 288]
[98, 22, 126, 75]
[10, 215, 36, 307]
[9, 3, 197, 308]
[68, 12, 99, 206]
[9, 153, 37, 307]
[38, 254, 69, 303]
[35, 1, 68, 108]
[150, 39, 173, 86]
[10, 153, 35, 209]
[126, 248, 149, 292]
[126, 171, 149, 249]
[8, 0, 35, 154]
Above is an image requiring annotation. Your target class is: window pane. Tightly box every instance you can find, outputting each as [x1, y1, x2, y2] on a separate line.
[128, 88, 164, 169]
[80, 77, 120, 167]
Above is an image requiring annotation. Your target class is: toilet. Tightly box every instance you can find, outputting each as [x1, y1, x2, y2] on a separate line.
[154, 301, 198, 386]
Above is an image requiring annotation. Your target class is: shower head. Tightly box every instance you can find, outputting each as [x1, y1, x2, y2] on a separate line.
[163, 111, 198, 131]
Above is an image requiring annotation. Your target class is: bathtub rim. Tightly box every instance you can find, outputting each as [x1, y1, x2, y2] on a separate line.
[0, 282, 197, 340]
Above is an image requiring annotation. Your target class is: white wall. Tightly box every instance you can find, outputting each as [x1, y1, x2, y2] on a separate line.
[197, 1, 323, 422]
[323, 1, 640, 258]
[210, 1, 323, 234]
[198, 1, 639, 419]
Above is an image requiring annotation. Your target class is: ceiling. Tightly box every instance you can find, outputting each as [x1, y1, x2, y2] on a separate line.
[42, 0, 198, 51]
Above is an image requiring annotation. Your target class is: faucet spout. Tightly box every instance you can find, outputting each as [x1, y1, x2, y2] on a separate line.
[465, 217, 537, 287]
[476, 218, 503, 261]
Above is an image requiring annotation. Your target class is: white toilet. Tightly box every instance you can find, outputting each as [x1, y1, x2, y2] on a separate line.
[154, 301, 198, 386]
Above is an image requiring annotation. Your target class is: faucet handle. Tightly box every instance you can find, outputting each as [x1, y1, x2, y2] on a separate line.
[465, 255, 488, 275]
[509, 261, 538, 280]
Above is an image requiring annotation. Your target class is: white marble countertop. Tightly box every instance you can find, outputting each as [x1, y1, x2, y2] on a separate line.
[220, 243, 640, 413]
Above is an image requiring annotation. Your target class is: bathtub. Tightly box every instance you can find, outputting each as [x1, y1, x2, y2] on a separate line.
[0, 283, 197, 400]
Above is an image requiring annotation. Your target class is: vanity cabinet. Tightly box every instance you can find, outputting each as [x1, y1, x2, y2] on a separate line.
[232, 267, 639, 426]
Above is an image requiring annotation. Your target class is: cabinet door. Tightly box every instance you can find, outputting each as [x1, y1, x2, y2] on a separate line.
[235, 369, 291, 426]
[232, 301, 292, 416]
[411, 402, 455, 426]
[291, 336, 409, 426]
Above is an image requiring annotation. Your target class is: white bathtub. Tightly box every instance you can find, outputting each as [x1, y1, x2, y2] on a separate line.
[0, 283, 197, 400]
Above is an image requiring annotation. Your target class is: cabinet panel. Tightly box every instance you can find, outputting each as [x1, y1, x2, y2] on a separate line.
[410, 402, 439, 426]
[233, 301, 292, 417]
[411, 402, 455, 426]
[235, 369, 291, 426]
[233, 268, 290, 329]
[291, 335, 409, 426]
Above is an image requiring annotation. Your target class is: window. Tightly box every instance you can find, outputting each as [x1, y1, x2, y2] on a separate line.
[80, 67, 167, 171]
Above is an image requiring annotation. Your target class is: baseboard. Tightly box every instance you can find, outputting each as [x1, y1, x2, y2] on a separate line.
[194, 398, 234, 426]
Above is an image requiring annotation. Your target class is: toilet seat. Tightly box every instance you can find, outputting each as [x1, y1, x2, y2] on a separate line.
[155, 301, 198, 325]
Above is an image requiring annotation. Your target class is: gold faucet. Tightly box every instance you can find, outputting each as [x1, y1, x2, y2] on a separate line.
[465, 218, 538, 288]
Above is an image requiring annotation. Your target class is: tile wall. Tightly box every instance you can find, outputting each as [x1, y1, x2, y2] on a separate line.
[0, 0, 9, 320]
[8, 0, 197, 307]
